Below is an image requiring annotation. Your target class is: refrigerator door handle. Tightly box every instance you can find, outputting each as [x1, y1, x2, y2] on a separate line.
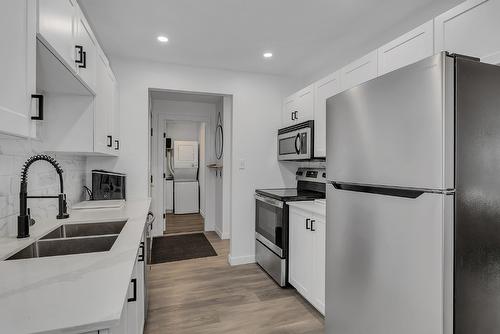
[329, 181, 427, 199]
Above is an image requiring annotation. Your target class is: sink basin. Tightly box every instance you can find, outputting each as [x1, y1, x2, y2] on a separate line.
[41, 220, 126, 240]
[6, 235, 118, 260]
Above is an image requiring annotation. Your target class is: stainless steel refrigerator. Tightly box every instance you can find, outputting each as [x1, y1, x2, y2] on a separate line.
[325, 52, 500, 334]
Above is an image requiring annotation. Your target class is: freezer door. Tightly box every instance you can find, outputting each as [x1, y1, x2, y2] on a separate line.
[325, 185, 454, 334]
[326, 52, 454, 190]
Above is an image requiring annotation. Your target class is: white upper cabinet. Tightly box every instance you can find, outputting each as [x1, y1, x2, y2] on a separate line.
[95, 51, 113, 154]
[282, 95, 297, 127]
[340, 50, 378, 91]
[38, 0, 77, 71]
[378, 20, 434, 75]
[295, 85, 314, 123]
[0, 0, 36, 138]
[282, 85, 314, 127]
[74, 13, 97, 91]
[313, 71, 341, 158]
[435, 0, 500, 65]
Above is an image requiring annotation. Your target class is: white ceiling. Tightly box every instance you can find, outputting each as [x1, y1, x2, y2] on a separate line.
[79, 0, 463, 79]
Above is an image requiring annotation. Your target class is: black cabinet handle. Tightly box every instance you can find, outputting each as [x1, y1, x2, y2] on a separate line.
[291, 112, 294, 121]
[127, 278, 137, 302]
[294, 111, 298, 120]
[31, 94, 44, 120]
[305, 218, 310, 230]
[311, 219, 316, 232]
[107, 135, 112, 147]
[79, 50, 87, 69]
[138, 242, 145, 262]
[114, 139, 120, 150]
[75, 45, 84, 65]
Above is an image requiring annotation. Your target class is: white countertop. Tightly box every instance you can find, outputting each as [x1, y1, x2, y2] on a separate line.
[288, 199, 326, 217]
[0, 198, 151, 334]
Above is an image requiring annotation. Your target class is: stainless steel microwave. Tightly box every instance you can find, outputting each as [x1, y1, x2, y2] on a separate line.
[277, 120, 314, 161]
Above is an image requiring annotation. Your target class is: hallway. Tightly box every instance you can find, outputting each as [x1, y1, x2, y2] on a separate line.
[165, 213, 204, 235]
[145, 232, 325, 334]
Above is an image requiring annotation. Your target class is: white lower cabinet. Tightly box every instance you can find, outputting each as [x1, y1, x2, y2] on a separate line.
[109, 232, 146, 334]
[435, 0, 500, 65]
[289, 206, 326, 315]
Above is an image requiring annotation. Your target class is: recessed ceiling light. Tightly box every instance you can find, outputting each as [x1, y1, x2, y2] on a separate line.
[263, 52, 273, 58]
[157, 35, 169, 43]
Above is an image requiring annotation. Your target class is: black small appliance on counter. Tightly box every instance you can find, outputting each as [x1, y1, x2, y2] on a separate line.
[92, 170, 126, 200]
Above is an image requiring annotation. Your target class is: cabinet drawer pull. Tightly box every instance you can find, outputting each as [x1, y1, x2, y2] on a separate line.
[138, 242, 145, 262]
[114, 139, 120, 150]
[305, 218, 310, 230]
[311, 219, 316, 232]
[127, 278, 137, 302]
[107, 135, 113, 147]
[31, 94, 44, 120]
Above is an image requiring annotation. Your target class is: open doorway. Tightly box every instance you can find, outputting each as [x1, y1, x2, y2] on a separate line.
[148, 90, 231, 247]
[163, 121, 205, 234]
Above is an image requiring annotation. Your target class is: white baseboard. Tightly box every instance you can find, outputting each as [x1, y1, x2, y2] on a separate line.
[215, 227, 230, 240]
[228, 254, 255, 266]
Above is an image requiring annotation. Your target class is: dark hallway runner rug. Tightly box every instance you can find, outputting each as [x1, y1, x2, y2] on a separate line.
[151, 233, 217, 264]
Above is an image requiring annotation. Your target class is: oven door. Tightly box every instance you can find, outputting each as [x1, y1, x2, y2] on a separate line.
[255, 194, 285, 257]
[278, 128, 311, 161]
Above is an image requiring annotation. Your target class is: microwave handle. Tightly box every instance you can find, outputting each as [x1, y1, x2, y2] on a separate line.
[294, 133, 301, 154]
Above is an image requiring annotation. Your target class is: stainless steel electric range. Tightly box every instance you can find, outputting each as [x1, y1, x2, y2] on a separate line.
[255, 168, 326, 286]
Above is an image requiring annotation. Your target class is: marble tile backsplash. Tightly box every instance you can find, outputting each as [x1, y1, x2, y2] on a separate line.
[0, 135, 87, 237]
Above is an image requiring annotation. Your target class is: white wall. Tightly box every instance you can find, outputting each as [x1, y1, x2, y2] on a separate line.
[106, 59, 299, 264]
[0, 135, 86, 237]
[165, 121, 200, 145]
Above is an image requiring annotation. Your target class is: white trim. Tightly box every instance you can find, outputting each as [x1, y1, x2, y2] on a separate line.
[215, 227, 230, 240]
[228, 254, 255, 266]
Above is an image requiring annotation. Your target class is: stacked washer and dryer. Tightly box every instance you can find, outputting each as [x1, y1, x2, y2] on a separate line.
[166, 140, 200, 214]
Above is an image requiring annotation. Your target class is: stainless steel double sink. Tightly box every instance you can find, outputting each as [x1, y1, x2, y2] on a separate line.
[6, 220, 127, 261]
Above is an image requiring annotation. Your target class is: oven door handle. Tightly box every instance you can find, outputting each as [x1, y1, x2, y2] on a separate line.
[255, 194, 283, 208]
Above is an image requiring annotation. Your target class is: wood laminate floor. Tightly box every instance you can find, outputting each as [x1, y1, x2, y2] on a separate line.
[165, 213, 204, 235]
[145, 232, 325, 334]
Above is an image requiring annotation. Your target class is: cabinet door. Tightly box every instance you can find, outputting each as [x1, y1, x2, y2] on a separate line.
[295, 85, 314, 123]
[127, 259, 139, 334]
[112, 79, 120, 154]
[95, 52, 113, 154]
[435, 0, 500, 65]
[0, 0, 36, 138]
[378, 20, 434, 75]
[340, 50, 378, 91]
[313, 72, 341, 158]
[38, 0, 76, 70]
[75, 14, 97, 91]
[282, 94, 297, 127]
[109, 299, 128, 334]
[288, 208, 313, 299]
[312, 216, 326, 315]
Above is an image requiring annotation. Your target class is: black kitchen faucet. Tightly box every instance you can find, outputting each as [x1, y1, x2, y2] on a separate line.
[17, 155, 69, 238]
